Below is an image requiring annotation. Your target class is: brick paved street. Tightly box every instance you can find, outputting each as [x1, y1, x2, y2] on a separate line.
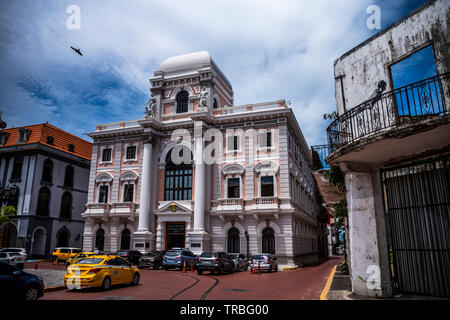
[40, 256, 342, 300]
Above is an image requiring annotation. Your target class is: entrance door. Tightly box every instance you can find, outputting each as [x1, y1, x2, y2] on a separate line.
[382, 156, 450, 297]
[165, 223, 185, 250]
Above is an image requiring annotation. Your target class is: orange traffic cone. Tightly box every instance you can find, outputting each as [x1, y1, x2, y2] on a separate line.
[182, 260, 186, 273]
[191, 261, 194, 272]
[251, 265, 255, 274]
[257, 262, 261, 275]
[56, 257, 59, 266]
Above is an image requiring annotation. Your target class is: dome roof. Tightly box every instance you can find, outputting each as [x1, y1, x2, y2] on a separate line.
[158, 51, 212, 73]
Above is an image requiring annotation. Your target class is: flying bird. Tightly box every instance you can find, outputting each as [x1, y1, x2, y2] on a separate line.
[70, 46, 83, 56]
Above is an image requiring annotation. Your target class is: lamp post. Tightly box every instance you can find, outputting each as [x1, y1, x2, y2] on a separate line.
[245, 230, 250, 261]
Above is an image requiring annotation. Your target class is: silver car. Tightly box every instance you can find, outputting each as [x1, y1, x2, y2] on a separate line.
[0, 252, 26, 269]
[250, 253, 278, 272]
[228, 253, 249, 271]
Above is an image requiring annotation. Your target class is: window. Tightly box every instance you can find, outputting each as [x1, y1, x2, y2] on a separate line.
[0, 132, 9, 145]
[18, 128, 31, 143]
[164, 147, 193, 201]
[120, 228, 131, 250]
[261, 176, 274, 197]
[46, 136, 54, 145]
[102, 148, 112, 162]
[9, 187, 19, 210]
[227, 227, 240, 253]
[56, 229, 69, 247]
[262, 227, 275, 254]
[176, 90, 189, 114]
[213, 98, 218, 109]
[123, 183, 134, 202]
[37, 187, 51, 216]
[126, 145, 137, 160]
[60, 192, 72, 219]
[258, 130, 273, 149]
[95, 229, 105, 251]
[68, 144, 75, 152]
[42, 159, 53, 183]
[11, 156, 23, 180]
[64, 166, 74, 188]
[227, 177, 240, 198]
[98, 185, 109, 203]
[227, 135, 240, 152]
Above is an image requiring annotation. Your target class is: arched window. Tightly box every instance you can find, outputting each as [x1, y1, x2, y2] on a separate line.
[120, 228, 131, 250]
[213, 98, 218, 109]
[56, 229, 69, 247]
[11, 156, 23, 180]
[262, 227, 275, 254]
[227, 227, 240, 253]
[42, 159, 53, 183]
[176, 90, 189, 113]
[64, 166, 74, 188]
[164, 146, 193, 201]
[60, 192, 72, 219]
[95, 228, 105, 251]
[36, 187, 51, 216]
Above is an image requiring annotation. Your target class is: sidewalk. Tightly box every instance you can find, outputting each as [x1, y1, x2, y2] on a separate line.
[24, 268, 66, 290]
[326, 266, 449, 300]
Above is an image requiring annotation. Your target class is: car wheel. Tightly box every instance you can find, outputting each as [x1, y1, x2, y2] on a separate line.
[18, 263, 24, 270]
[51, 257, 56, 265]
[131, 273, 140, 285]
[197, 269, 203, 275]
[24, 286, 39, 301]
[218, 266, 223, 275]
[102, 277, 111, 291]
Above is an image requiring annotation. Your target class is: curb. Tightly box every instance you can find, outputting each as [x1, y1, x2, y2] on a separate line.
[320, 264, 338, 300]
[44, 285, 67, 293]
[282, 267, 298, 271]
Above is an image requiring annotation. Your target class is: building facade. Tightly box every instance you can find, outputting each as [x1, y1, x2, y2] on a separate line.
[0, 123, 92, 258]
[82, 51, 324, 269]
[325, 0, 450, 297]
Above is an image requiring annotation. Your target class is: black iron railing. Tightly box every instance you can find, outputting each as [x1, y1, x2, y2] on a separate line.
[311, 145, 331, 170]
[327, 72, 450, 152]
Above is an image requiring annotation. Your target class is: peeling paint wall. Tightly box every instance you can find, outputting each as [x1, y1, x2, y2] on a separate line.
[334, 0, 450, 115]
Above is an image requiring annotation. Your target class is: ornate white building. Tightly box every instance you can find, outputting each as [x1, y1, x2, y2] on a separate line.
[82, 51, 323, 269]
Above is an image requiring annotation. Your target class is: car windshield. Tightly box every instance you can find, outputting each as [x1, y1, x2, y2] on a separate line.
[252, 255, 267, 260]
[75, 258, 105, 265]
[145, 252, 157, 257]
[115, 251, 127, 255]
[228, 254, 239, 259]
[200, 252, 218, 258]
[166, 250, 180, 256]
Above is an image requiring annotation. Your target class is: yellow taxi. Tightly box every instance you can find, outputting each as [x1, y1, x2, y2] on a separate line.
[65, 252, 96, 268]
[51, 247, 82, 264]
[64, 255, 140, 290]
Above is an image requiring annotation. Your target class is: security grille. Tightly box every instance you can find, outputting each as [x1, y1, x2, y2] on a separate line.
[382, 155, 450, 297]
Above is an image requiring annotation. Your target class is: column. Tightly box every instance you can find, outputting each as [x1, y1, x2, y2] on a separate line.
[134, 136, 155, 253]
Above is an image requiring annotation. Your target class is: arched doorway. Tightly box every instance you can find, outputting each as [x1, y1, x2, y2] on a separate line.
[56, 228, 70, 247]
[262, 227, 275, 254]
[120, 228, 131, 250]
[227, 227, 240, 253]
[7, 223, 18, 248]
[32, 227, 46, 257]
[95, 228, 105, 251]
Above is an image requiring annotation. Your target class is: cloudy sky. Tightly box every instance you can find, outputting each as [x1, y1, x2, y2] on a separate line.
[0, 0, 427, 146]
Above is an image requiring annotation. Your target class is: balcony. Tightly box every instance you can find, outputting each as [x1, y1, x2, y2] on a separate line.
[82, 203, 111, 218]
[216, 198, 244, 214]
[212, 100, 287, 116]
[326, 73, 450, 165]
[110, 202, 139, 219]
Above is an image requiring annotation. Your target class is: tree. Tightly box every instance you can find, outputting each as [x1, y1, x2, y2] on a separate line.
[0, 205, 16, 225]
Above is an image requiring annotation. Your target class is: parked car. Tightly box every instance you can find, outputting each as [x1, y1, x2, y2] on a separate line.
[0, 252, 26, 269]
[51, 247, 82, 264]
[114, 250, 143, 265]
[228, 253, 249, 271]
[65, 252, 96, 268]
[138, 250, 166, 269]
[250, 254, 278, 272]
[162, 248, 197, 270]
[197, 252, 235, 275]
[0, 247, 28, 258]
[64, 255, 140, 290]
[0, 261, 44, 301]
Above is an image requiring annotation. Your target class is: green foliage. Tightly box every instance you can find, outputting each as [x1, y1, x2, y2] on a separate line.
[337, 262, 349, 275]
[333, 199, 348, 219]
[324, 165, 346, 192]
[0, 205, 16, 224]
[323, 111, 338, 121]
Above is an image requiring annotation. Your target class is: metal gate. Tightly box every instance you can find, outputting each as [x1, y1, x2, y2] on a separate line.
[381, 155, 450, 297]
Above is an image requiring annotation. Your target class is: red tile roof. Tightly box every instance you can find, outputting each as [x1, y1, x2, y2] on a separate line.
[0, 123, 92, 160]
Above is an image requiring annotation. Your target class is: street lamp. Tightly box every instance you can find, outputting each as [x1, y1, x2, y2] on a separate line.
[245, 230, 249, 261]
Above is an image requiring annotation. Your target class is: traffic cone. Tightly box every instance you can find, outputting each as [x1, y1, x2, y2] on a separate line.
[257, 262, 261, 275]
[56, 257, 59, 266]
[190, 261, 194, 272]
[251, 265, 255, 274]
[182, 260, 186, 273]
[34, 262, 38, 270]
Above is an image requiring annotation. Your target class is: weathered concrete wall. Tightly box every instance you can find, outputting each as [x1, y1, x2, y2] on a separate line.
[334, 0, 450, 115]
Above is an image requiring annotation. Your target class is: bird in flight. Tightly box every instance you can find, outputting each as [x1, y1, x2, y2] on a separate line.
[70, 46, 83, 56]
